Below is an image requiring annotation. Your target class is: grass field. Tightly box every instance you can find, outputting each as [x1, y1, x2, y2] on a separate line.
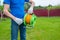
[0, 17, 60, 40]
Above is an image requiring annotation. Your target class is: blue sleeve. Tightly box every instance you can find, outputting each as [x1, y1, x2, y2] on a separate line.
[25, 0, 29, 2]
[4, 0, 10, 5]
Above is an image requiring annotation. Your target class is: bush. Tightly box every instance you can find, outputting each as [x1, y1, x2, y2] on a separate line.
[0, 6, 3, 11]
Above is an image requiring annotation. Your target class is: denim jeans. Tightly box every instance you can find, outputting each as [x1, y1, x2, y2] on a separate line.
[11, 20, 26, 40]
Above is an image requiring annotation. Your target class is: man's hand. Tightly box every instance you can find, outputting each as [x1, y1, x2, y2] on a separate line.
[27, 0, 35, 14]
[13, 18, 23, 25]
[28, 6, 33, 14]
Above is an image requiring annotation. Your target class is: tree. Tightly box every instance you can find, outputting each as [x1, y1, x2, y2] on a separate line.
[47, 5, 52, 17]
[0, 6, 4, 21]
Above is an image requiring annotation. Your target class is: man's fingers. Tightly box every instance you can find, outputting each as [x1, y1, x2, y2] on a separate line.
[14, 18, 23, 25]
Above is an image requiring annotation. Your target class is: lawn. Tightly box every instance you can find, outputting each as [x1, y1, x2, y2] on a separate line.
[0, 17, 60, 40]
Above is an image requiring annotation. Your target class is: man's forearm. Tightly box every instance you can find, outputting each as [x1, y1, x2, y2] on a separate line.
[4, 9, 23, 25]
[4, 4, 16, 20]
[4, 9, 15, 20]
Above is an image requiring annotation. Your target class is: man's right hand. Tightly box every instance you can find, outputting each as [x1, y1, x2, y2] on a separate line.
[13, 18, 23, 25]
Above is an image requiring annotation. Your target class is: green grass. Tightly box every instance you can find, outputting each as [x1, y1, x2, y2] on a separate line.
[0, 17, 60, 40]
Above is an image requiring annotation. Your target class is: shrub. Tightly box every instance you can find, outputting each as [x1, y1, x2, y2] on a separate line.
[0, 6, 3, 11]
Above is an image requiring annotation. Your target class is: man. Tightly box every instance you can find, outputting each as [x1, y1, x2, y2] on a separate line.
[3, 0, 35, 40]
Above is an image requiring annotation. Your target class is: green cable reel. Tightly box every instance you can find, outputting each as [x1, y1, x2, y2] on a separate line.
[24, 13, 37, 28]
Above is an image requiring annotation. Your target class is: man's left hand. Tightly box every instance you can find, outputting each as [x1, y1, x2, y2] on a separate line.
[28, 6, 33, 14]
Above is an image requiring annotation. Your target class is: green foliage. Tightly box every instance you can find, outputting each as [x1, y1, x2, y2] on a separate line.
[0, 6, 3, 11]
[47, 5, 52, 10]
[34, 6, 45, 10]
[34, 5, 60, 10]
[51, 5, 60, 9]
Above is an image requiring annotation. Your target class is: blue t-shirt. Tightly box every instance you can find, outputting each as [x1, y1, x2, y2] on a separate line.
[4, 0, 29, 18]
